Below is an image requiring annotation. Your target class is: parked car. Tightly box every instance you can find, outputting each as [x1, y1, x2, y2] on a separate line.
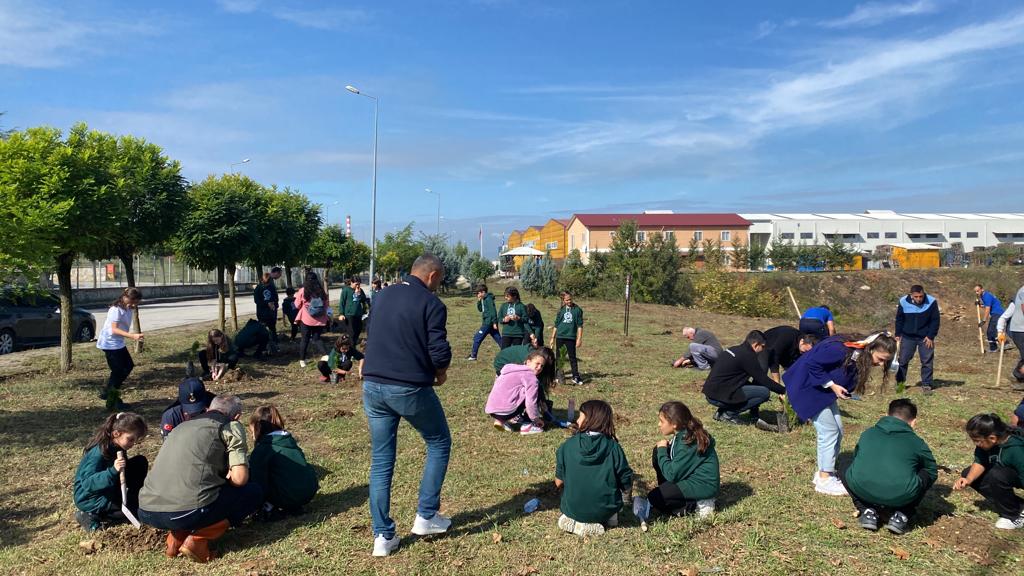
[0, 292, 96, 355]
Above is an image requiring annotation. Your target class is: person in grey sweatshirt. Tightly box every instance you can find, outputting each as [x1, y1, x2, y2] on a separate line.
[997, 284, 1024, 391]
[672, 327, 723, 370]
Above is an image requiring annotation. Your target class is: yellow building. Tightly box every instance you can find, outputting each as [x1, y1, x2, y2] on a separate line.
[566, 213, 752, 264]
[515, 225, 544, 268]
[889, 244, 941, 269]
[539, 219, 569, 260]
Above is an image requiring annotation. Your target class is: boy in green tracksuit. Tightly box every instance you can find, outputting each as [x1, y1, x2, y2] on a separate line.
[498, 287, 528, 348]
[339, 277, 369, 343]
[468, 284, 500, 360]
[841, 399, 937, 534]
[550, 291, 584, 384]
[248, 406, 319, 517]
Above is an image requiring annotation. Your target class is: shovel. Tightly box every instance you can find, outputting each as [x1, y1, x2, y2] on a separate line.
[890, 339, 901, 375]
[119, 451, 141, 529]
[995, 341, 1005, 388]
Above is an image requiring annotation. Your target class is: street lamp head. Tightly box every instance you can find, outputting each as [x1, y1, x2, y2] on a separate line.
[425, 188, 432, 194]
[241, 158, 251, 164]
[345, 85, 360, 94]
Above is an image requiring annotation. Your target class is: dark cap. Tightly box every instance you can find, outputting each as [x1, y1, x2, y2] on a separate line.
[178, 377, 211, 416]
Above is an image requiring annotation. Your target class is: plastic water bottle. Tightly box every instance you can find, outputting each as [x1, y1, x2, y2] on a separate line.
[523, 498, 540, 514]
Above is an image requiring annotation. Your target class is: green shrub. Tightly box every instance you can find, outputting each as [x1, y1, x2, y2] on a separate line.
[693, 271, 786, 318]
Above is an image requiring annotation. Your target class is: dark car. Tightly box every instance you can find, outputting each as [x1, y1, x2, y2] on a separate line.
[0, 293, 96, 355]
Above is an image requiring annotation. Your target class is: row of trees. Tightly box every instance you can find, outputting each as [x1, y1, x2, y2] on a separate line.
[0, 123, 370, 371]
[378, 224, 493, 291]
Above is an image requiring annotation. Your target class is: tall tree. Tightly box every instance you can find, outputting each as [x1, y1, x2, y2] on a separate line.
[636, 232, 688, 305]
[730, 237, 750, 271]
[86, 134, 188, 351]
[175, 174, 263, 331]
[748, 240, 769, 271]
[307, 225, 348, 285]
[376, 223, 421, 281]
[768, 238, 797, 271]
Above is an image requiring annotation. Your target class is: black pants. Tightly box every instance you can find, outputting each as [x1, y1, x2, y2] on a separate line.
[799, 318, 828, 341]
[557, 338, 580, 380]
[1012, 331, 1024, 376]
[299, 324, 326, 361]
[348, 316, 363, 344]
[963, 464, 1024, 519]
[317, 359, 353, 377]
[500, 335, 524, 349]
[258, 312, 278, 345]
[103, 347, 134, 391]
[647, 447, 697, 515]
[198, 350, 238, 374]
[840, 467, 933, 519]
[138, 482, 264, 530]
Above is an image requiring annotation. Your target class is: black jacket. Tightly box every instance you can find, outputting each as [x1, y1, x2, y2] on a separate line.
[362, 275, 452, 387]
[895, 293, 940, 340]
[702, 342, 785, 404]
[763, 325, 803, 372]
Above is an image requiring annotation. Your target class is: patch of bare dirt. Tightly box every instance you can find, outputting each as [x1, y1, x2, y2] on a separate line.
[924, 515, 1017, 566]
[90, 524, 165, 554]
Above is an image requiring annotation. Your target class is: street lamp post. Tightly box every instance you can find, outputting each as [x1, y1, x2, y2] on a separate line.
[325, 201, 339, 226]
[229, 158, 251, 172]
[346, 84, 378, 294]
[425, 188, 440, 235]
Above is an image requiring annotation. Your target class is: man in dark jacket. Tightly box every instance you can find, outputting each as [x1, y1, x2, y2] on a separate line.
[895, 284, 940, 391]
[361, 253, 453, 557]
[701, 330, 786, 430]
[761, 326, 818, 381]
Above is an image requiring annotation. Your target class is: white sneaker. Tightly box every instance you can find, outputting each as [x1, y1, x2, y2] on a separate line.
[697, 498, 716, 518]
[411, 513, 451, 535]
[557, 514, 605, 537]
[519, 422, 544, 435]
[814, 476, 848, 496]
[372, 534, 401, 557]
[994, 513, 1024, 530]
[299, 360, 307, 368]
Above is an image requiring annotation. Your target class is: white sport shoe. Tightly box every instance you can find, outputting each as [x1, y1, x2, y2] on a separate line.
[299, 360, 307, 368]
[697, 498, 716, 518]
[372, 534, 401, 557]
[814, 475, 848, 496]
[411, 513, 451, 535]
[519, 422, 544, 435]
[994, 512, 1024, 530]
[558, 514, 605, 537]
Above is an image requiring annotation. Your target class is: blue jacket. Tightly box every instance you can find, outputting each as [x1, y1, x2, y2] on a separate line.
[362, 275, 452, 387]
[980, 291, 1004, 317]
[895, 294, 940, 340]
[783, 337, 858, 421]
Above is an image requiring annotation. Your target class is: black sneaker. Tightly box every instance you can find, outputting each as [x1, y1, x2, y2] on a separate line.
[886, 511, 909, 535]
[97, 387, 109, 400]
[716, 411, 745, 425]
[75, 509, 100, 532]
[859, 508, 879, 531]
[754, 418, 780, 433]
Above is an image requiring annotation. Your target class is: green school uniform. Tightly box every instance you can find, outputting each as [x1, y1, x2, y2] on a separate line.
[341, 287, 367, 318]
[494, 344, 532, 375]
[554, 305, 584, 340]
[73, 445, 120, 514]
[555, 432, 633, 523]
[656, 431, 720, 501]
[527, 309, 544, 343]
[249, 431, 320, 513]
[478, 293, 498, 326]
[844, 416, 937, 508]
[974, 434, 1024, 486]
[498, 301, 527, 337]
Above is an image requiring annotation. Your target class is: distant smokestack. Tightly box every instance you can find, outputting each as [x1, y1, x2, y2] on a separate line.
[346, 215, 352, 237]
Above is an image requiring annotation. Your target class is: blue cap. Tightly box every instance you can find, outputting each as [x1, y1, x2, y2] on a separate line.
[178, 377, 211, 416]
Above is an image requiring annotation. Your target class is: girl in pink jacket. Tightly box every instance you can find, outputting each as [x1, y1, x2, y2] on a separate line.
[294, 272, 330, 367]
[485, 350, 547, 435]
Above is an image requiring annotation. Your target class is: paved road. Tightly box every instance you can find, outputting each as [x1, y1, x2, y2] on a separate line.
[86, 287, 347, 332]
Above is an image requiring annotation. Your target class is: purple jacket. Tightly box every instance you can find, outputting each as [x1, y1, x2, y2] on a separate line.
[485, 364, 541, 422]
[783, 337, 858, 421]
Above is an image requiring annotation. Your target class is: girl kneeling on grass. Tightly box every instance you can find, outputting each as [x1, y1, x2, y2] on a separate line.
[649, 401, 719, 518]
[953, 414, 1024, 530]
[317, 334, 364, 383]
[248, 405, 319, 520]
[200, 329, 238, 380]
[73, 412, 148, 531]
[784, 332, 896, 497]
[485, 349, 547, 435]
[555, 400, 634, 537]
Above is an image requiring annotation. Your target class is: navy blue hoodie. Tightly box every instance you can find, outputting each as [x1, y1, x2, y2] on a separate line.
[362, 275, 451, 387]
[895, 293, 940, 340]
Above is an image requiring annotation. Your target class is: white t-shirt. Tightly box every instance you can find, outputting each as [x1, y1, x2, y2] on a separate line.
[96, 305, 133, 350]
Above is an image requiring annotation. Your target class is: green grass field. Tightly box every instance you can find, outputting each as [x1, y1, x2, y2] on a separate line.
[1, 291, 1022, 575]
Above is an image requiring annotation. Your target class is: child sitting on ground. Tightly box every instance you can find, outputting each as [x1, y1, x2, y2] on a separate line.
[555, 399, 634, 537]
[953, 413, 1024, 530]
[248, 405, 319, 520]
[317, 334, 364, 383]
[485, 349, 547, 435]
[648, 401, 719, 519]
[200, 329, 238, 380]
[73, 412, 149, 531]
[841, 398, 937, 534]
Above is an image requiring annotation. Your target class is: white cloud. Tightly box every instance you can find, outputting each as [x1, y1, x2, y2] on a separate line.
[271, 7, 370, 30]
[755, 20, 778, 39]
[820, 1, 938, 29]
[216, 0, 262, 13]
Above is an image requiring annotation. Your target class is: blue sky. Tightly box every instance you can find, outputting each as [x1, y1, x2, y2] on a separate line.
[2, 0, 1023, 256]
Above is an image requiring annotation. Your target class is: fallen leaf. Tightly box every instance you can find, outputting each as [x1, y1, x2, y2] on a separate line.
[491, 532, 502, 544]
[831, 518, 847, 530]
[890, 547, 911, 560]
[680, 568, 698, 576]
[830, 558, 842, 567]
[517, 567, 539, 576]
[78, 540, 99, 554]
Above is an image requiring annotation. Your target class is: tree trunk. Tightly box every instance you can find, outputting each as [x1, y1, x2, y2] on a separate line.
[217, 264, 226, 331]
[255, 264, 264, 279]
[57, 252, 75, 372]
[284, 265, 294, 289]
[119, 252, 144, 353]
[228, 264, 239, 332]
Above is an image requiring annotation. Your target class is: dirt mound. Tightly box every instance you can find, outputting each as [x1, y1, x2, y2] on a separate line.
[89, 524, 165, 554]
[218, 367, 252, 383]
[924, 515, 1016, 566]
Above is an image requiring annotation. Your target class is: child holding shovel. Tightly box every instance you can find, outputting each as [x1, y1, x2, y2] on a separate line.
[73, 412, 149, 531]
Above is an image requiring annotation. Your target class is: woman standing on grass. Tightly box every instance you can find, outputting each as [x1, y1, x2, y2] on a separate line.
[783, 332, 896, 497]
[96, 288, 144, 411]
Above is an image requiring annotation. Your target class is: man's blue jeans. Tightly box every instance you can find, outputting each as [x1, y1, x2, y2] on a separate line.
[471, 325, 501, 358]
[705, 384, 771, 418]
[363, 380, 452, 539]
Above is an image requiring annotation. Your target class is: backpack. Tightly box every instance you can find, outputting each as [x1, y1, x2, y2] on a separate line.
[306, 295, 325, 317]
